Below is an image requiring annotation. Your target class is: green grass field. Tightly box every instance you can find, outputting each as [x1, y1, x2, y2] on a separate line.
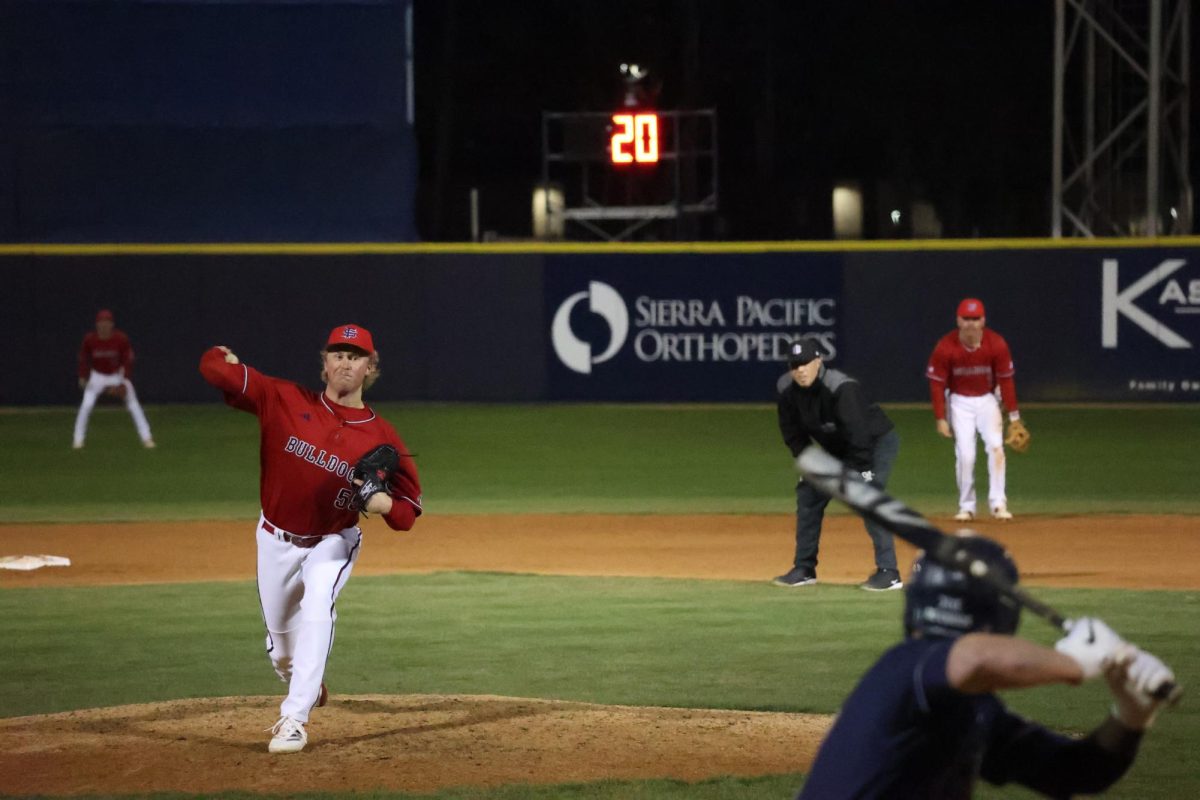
[1, 402, 1198, 799]
[4, 403, 1199, 520]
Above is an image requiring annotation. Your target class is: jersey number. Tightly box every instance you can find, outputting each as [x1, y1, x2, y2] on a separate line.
[334, 488, 354, 510]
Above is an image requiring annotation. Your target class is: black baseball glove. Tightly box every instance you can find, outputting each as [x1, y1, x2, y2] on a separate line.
[350, 443, 400, 512]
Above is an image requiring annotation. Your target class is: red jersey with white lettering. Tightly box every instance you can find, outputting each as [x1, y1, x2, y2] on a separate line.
[925, 329, 1018, 420]
[199, 347, 422, 535]
[79, 330, 134, 379]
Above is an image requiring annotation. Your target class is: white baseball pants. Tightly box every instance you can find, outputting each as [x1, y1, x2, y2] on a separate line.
[256, 515, 362, 723]
[947, 392, 1006, 514]
[73, 369, 153, 447]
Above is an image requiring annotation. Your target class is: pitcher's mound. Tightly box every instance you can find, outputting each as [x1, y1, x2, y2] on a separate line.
[0, 694, 829, 795]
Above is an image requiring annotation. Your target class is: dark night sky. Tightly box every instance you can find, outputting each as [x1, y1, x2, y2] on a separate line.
[412, 1, 1197, 242]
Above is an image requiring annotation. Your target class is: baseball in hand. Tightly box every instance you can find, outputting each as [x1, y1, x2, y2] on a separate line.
[217, 346, 240, 365]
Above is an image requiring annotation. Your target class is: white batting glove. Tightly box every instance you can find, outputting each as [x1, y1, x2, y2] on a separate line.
[1054, 617, 1126, 679]
[1104, 645, 1175, 730]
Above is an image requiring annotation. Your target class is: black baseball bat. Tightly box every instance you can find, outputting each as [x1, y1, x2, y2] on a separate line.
[795, 445, 1182, 705]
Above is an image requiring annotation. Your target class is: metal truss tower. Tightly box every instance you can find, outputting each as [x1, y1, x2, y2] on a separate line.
[1052, 0, 1191, 236]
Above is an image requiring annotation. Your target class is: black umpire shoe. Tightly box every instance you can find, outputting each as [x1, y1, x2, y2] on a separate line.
[861, 568, 903, 592]
[773, 568, 818, 587]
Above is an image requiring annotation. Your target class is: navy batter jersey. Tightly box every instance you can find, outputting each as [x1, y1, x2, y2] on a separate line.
[798, 638, 1137, 799]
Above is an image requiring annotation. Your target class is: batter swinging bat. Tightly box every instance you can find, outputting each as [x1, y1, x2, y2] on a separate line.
[795, 445, 1182, 706]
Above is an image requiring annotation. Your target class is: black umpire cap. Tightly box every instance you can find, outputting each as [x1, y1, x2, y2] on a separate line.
[787, 338, 823, 368]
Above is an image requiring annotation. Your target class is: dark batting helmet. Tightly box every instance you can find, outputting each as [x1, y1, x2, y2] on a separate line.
[904, 534, 1021, 639]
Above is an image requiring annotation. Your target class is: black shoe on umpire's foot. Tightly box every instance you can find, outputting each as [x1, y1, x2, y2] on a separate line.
[773, 568, 817, 587]
[861, 568, 903, 592]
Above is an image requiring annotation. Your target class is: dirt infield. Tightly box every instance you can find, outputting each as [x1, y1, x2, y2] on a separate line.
[3, 513, 1198, 589]
[1, 513, 1195, 795]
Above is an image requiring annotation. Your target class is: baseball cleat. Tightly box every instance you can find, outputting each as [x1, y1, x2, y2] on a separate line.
[317, 682, 328, 708]
[991, 505, 1014, 521]
[861, 569, 903, 592]
[72, 442, 84, 450]
[772, 568, 817, 587]
[143, 439, 156, 449]
[953, 510, 975, 522]
[267, 715, 308, 753]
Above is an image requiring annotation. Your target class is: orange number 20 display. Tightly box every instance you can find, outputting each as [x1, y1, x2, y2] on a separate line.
[611, 113, 660, 164]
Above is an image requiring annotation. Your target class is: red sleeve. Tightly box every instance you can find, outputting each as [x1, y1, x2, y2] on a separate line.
[991, 335, 1019, 414]
[384, 464, 422, 530]
[929, 379, 948, 420]
[78, 335, 92, 379]
[380, 428, 423, 531]
[925, 339, 949, 419]
[199, 347, 265, 414]
[997, 376, 1018, 415]
[383, 497, 418, 531]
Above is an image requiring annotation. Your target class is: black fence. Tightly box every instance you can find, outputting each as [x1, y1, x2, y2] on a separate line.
[4, 242, 1198, 405]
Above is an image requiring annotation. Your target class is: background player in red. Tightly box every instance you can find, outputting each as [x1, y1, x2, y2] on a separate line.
[73, 308, 155, 449]
[199, 324, 423, 754]
[925, 298, 1021, 521]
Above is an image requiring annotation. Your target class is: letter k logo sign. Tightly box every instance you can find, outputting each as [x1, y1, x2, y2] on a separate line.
[1102, 259, 1192, 349]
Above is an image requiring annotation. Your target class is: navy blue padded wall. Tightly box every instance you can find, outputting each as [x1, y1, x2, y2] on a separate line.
[0, 0, 416, 242]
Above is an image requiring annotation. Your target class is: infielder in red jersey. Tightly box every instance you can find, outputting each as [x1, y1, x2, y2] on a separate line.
[73, 309, 155, 449]
[925, 298, 1020, 521]
[199, 324, 422, 754]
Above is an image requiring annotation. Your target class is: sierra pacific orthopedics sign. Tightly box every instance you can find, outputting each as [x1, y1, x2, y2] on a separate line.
[551, 282, 837, 373]
[545, 254, 843, 400]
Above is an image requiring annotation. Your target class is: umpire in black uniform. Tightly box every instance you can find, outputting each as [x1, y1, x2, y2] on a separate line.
[774, 337, 902, 591]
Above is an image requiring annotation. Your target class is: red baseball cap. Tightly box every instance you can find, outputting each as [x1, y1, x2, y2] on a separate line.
[956, 298, 985, 318]
[96, 309, 114, 322]
[326, 323, 375, 355]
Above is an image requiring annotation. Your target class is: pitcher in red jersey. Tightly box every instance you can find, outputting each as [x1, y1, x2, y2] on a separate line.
[73, 309, 155, 449]
[925, 298, 1021, 522]
[200, 324, 422, 753]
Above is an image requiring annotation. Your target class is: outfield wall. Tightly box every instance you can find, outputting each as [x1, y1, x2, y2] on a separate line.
[2, 241, 1198, 405]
